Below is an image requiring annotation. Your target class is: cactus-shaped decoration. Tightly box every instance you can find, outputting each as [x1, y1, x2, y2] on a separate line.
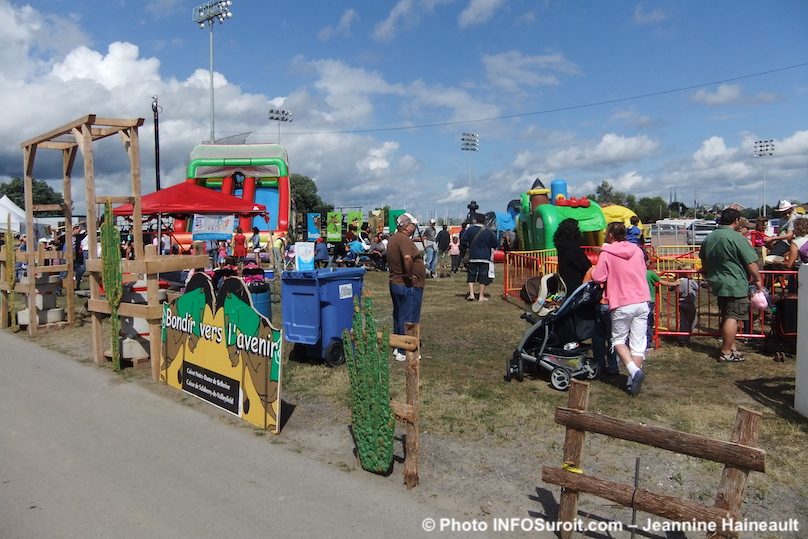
[343, 294, 394, 473]
[101, 201, 123, 370]
[4, 215, 18, 331]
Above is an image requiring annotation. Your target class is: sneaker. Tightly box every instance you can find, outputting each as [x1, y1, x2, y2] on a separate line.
[393, 349, 406, 362]
[717, 351, 745, 363]
[629, 369, 645, 395]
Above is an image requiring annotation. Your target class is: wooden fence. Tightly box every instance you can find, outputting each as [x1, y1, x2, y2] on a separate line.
[389, 322, 421, 488]
[542, 380, 765, 539]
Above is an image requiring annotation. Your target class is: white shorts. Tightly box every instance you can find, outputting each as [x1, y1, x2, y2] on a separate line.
[611, 302, 650, 358]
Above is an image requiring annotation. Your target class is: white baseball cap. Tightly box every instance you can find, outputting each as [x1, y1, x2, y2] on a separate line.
[397, 212, 418, 227]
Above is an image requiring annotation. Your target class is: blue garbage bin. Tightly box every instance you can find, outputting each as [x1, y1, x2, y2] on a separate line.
[248, 282, 272, 320]
[281, 267, 365, 366]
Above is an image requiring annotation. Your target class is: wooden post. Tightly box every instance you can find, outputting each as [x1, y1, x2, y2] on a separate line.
[62, 146, 77, 326]
[403, 322, 420, 489]
[712, 407, 762, 538]
[75, 123, 104, 365]
[557, 380, 590, 539]
[23, 145, 38, 335]
[0, 244, 8, 328]
[144, 245, 162, 380]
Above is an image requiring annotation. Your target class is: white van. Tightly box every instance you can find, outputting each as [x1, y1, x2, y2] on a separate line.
[686, 220, 718, 245]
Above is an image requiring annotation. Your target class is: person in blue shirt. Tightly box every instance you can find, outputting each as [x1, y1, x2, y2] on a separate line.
[626, 215, 644, 247]
[314, 237, 330, 268]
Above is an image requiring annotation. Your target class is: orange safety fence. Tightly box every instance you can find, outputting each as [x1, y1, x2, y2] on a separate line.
[504, 250, 798, 349]
[650, 268, 798, 348]
[502, 247, 599, 300]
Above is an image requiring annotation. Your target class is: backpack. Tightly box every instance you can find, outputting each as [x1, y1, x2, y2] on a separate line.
[798, 240, 808, 263]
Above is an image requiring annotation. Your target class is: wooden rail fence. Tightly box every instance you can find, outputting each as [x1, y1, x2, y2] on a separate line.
[542, 380, 765, 539]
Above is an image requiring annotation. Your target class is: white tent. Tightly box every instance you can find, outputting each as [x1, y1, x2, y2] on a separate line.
[0, 195, 26, 233]
[0, 195, 50, 238]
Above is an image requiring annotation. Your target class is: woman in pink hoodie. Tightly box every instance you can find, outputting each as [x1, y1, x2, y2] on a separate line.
[591, 222, 650, 395]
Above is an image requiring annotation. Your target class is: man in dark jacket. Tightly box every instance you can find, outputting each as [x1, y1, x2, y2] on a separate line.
[461, 214, 498, 301]
[435, 224, 451, 276]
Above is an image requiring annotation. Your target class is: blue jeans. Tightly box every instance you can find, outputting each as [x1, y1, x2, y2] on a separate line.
[424, 246, 436, 274]
[592, 303, 618, 373]
[389, 284, 424, 335]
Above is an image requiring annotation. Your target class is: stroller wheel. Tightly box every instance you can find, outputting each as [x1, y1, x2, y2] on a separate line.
[584, 361, 600, 380]
[504, 355, 524, 382]
[550, 367, 571, 391]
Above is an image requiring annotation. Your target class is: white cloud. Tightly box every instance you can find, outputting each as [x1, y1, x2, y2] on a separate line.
[547, 133, 659, 169]
[458, 0, 506, 29]
[373, 0, 450, 41]
[693, 136, 735, 166]
[690, 84, 742, 106]
[483, 50, 580, 93]
[632, 4, 670, 25]
[318, 9, 359, 41]
[610, 109, 652, 128]
[357, 142, 399, 174]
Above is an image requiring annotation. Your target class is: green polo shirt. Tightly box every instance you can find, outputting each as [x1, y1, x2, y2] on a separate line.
[699, 226, 758, 298]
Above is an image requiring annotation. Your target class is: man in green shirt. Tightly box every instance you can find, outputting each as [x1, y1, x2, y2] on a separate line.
[699, 208, 763, 363]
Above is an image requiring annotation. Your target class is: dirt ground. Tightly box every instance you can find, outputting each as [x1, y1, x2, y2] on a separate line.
[14, 268, 808, 538]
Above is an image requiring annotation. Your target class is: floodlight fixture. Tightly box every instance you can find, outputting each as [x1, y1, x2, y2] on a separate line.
[753, 139, 775, 217]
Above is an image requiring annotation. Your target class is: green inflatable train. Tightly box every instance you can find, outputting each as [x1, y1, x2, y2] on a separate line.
[516, 178, 641, 250]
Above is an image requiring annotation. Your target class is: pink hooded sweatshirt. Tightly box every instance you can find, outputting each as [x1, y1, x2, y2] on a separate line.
[591, 241, 649, 309]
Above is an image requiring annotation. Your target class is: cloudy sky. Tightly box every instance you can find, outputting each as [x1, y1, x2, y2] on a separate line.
[1, 0, 806, 220]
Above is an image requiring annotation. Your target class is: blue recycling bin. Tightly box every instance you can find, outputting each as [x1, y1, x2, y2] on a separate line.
[248, 282, 272, 320]
[281, 267, 366, 366]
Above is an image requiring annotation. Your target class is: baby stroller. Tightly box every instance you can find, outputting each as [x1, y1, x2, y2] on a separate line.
[505, 278, 601, 391]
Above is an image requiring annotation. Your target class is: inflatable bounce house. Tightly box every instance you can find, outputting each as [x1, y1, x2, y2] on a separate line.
[172, 144, 292, 246]
[516, 178, 640, 251]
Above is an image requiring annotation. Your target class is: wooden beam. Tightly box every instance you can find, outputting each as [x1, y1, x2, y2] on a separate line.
[37, 141, 77, 150]
[390, 401, 415, 424]
[388, 333, 418, 352]
[93, 196, 134, 205]
[542, 467, 734, 526]
[32, 204, 64, 213]
[93, 117, 145, 128]
[87, 299, 163, 320]
[34, 264, 69, 274]
[555, 408, 765, 473]
[20, 114, 94, 148]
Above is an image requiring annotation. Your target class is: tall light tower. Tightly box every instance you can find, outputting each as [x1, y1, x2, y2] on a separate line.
[268, 108, 293, 144]
[193, 0, 233, 143]
[461, 132, 479, 190]
[753, 139, 774, 217]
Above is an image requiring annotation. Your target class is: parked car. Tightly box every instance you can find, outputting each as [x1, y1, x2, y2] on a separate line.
[686, 220, 718, 245]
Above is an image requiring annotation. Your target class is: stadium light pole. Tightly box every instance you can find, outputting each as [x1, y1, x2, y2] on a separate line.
[193, 0, 233, 143]
[753, 139, 774, 217]
[151, 96, 161, 191]
[461, 132, 479, 190]
[268, 108, 293, 144]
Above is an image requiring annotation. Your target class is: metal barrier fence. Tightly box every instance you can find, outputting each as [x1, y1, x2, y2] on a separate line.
[654, 245, 701, 272]
[653, 268, 798, 347]
[503, 250, 798, 349]
[503, 247, 600, 300]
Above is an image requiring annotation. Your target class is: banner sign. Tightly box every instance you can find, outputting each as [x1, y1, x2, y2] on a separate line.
[295, 242, 315, 270]
[161, 272, 282, 432]
[368, 209, 384, 235]
[306, 213, 321, 241]
[388, 209, 405, 232]
[326, 212, 342, 242]
[346, 211, 363, 232]
[191, 213, 236, 240]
